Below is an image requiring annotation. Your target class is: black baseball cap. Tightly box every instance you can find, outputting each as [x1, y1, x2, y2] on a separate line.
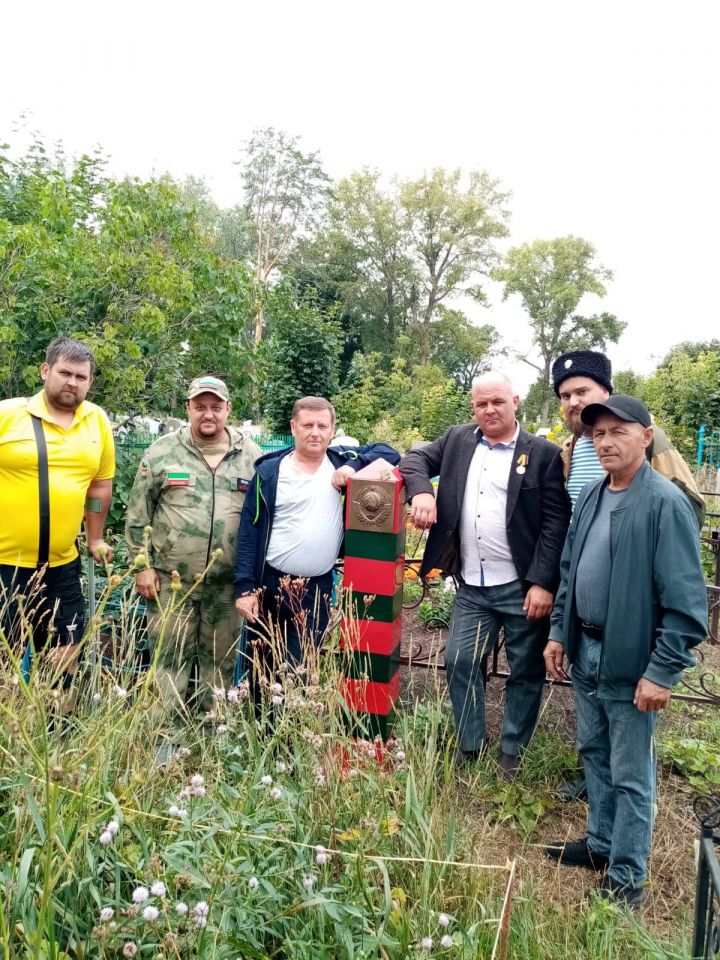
[581, 395, 652, 428]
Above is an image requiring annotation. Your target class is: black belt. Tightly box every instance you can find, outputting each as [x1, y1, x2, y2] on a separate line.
[580, 620, 604, 641]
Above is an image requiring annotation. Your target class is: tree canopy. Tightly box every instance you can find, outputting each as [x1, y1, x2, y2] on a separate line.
[493, 236, 625, 421]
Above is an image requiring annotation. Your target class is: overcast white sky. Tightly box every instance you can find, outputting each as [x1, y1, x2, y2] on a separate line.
[2, 0, 718, 396]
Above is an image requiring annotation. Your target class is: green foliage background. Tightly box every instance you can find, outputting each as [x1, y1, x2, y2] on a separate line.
[1, 133, 715, 455]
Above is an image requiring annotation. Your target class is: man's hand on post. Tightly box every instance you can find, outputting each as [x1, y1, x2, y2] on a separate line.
[523, 585, 553, 620]
[135, 567, 161, 600]
[331, 465, 356, 491]
[633, 677, 671, 712]
[236, 593, 259, 623]
[543, 640, 568, 682]
[88, 539, 114, 564]
[408, 492, 437, 530]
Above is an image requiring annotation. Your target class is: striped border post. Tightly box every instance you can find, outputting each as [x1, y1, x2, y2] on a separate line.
[340, 458, 405, 740]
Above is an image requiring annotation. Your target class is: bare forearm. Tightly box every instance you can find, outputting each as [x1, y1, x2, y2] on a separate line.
[84, 480, 112, 543]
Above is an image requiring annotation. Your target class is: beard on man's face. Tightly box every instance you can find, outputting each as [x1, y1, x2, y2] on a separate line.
[565, 409, 588, 436]
[46, 384, 83, 410]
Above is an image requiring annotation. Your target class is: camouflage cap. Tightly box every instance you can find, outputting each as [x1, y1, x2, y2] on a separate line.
[187, 376, 230, 402]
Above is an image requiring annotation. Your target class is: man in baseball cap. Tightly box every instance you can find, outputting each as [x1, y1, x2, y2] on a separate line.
[551, 350, 705, 804]
[126, 374, 261, 749]
[543, 394, 707, 906]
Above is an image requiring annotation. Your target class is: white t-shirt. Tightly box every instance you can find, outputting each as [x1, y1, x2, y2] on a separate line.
[265, 454, 344, 577]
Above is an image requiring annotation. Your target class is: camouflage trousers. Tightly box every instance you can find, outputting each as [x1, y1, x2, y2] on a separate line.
[146, 574, 241, 715]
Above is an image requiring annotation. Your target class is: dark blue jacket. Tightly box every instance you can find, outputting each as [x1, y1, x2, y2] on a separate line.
[234, 443, 400, 597]
[548, 461, 708, 698]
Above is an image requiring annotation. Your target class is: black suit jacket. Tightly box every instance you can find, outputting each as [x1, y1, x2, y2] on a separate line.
[399, 424, 570, 591]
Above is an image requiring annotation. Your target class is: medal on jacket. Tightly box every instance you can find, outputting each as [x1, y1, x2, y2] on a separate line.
[516, 453, 529, 475]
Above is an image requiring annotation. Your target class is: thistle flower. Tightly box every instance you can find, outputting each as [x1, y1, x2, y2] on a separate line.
[420, 937, 433, 950]
[438, 913, 450, 928]
[193, 901, 209, 927]
[150, 881, 166, 897]
[271, 682, 283, 695]
[190, 774, 204, 788]
[315, 845, 330, 866]
[302, 874, 316, 888]
[191, 784, 207, 797]
[396, 750, 406, 762]
[349, 768, 359, 778]
[227, 688, 240, 703]
[122, 944, 138, 958]
[168, 804, 181, 817]
[142, 905, 159, 922]
[260, 775, 273, 786]
[99, 830, 113, 845]
[114, 686, 128, 699]
[175, 902, 188, 915]
[271, 695, 283, 706]
[178, 787, 191, 802]
[99, 907, 114, 922]
[269, 787, 282, 801]
[106, 819, 120, 836]
[248, 876, 259, 890]
[212, 687, 226, 702]
[132, 886, 149, 904]
[440, 934, 453, 949]
[275, 761, 287, 773]
[174, 746, 191, 760]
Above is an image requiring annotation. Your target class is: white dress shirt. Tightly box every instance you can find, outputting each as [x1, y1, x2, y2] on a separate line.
[459, 423, 520, 587]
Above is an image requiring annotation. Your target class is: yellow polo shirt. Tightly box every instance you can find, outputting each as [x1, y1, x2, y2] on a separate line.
[0, 392, 115, 568]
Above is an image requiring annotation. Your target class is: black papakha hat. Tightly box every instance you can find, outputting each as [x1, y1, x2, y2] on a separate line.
[580, 395, 652, 428]
[552, 350, 613, 396]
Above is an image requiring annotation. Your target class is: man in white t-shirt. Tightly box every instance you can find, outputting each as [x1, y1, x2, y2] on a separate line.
[234, 396, 399, 673]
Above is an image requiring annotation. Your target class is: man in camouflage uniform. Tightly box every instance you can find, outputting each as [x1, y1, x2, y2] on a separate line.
[125, 376, 261, 714]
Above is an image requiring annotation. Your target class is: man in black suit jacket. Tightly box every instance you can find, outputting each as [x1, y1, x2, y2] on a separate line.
[400, 373, 570, 777]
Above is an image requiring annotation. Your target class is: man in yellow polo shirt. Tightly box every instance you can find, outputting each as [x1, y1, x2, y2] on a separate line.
[0, 337, 115, 666]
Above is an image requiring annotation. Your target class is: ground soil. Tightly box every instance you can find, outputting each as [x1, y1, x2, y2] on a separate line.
[398, 604, 720, 938]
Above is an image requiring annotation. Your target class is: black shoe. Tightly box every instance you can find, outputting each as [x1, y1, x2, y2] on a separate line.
[544, 837, 610, 871]
[596, 873, 647, 909]
[454, 742, 487, 767]
[555, 777, 588, 803]
[497, 751, 521, 781]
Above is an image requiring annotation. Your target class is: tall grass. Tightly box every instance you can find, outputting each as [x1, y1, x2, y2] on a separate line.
[0, 568, 697, 958]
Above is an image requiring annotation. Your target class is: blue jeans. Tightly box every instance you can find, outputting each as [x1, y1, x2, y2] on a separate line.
[444, 579, 548, 755]
[573, 632, 657, 888]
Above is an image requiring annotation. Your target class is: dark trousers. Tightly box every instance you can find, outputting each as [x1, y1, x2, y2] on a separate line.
[444, 579, 548, 756]
[0, 557, 85, 651]
[244, 564, 333, 702]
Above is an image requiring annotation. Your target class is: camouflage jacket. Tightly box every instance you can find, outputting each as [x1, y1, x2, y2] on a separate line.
[125, 427, 262, 586]
[561, 425, 705, 528]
